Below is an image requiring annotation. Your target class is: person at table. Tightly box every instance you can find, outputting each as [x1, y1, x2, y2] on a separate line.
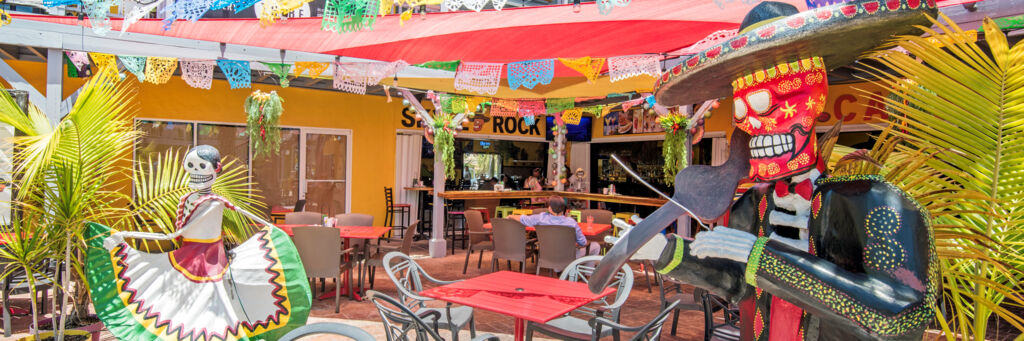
[479, 177, 498, 190]
[509, 197, 599, 258]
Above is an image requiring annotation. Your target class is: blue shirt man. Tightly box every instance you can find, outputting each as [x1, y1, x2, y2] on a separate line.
[511, 197, 597, 258]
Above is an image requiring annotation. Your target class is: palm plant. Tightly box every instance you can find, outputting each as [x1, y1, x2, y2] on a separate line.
[122, 150, 265, 252]
[0, 69, 135, 338]
[837, 14, 1024, 340]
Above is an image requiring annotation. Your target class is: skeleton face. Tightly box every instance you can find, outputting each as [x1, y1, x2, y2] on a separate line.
[183, 150, 217, 190]
[732, 57, 828, 182]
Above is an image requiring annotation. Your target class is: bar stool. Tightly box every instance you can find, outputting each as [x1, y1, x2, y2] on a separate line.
[446, 208, 467, 255]
[568, 210, 582, 222]
[495, 206, 515, 218]
[384, 187, 410, 239]
[613, 212, 634, 235]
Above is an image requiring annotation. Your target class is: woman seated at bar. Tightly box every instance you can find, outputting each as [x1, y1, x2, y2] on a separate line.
[509, 197, 599, 258]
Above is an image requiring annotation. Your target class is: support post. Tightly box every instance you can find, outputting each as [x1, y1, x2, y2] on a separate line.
[45, 49, 63, 123]
[429, 159, 446, 257]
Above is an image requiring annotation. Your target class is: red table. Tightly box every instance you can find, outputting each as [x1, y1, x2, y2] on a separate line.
[421, 271, 615, 341]
[481, 222, 612, 236]
[278, 225, 392, 299]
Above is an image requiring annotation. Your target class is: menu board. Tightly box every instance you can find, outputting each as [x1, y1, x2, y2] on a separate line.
[602, 108, 663, 136]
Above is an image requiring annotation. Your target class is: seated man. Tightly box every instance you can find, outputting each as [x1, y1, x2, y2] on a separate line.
[510, 196, 599, 258]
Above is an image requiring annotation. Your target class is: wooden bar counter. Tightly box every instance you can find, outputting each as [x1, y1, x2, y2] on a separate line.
[438, 190, 667, 207]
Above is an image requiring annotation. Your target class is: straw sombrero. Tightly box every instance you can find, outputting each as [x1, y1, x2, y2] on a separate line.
[654, 0, 937, 106]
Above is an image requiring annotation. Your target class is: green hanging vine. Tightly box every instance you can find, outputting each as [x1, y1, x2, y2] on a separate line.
[245, 90, 284, 157]
[659, 114, 690, 184]
[431, 113, 458, 179]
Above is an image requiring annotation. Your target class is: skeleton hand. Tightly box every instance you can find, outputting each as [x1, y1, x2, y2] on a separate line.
[689, 227, 757, 263]
[103, 233, 125, 250]
[605, 215, 667, 261]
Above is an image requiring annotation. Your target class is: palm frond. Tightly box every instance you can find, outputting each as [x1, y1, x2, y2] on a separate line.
[854, 13, 1024, 339]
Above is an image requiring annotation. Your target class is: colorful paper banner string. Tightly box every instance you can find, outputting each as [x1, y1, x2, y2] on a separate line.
[523, 115, 536, 126]
[507, 59, 554, 90]
[454, 62, 503, 95]
[561, 108, 583, 125]
[293, 62, 330, 78]
[518, 100, 545, 117]
[162, 0, 215, 30]
[558, 57, 605, 83]
[545, 98, 574, 114]
[144, 57, 178, 84]
[118, 55, 147, 82]
[81, 0, 115, 34]
[367, 61, 408, 84]
[608, 55, 661, 83]
[490, 98, 519, 117]
[322, 0, 379, 33]
[621, 97, 644, 111]
[65, 51, 91, 71]
[261, 62, 293, 87]
[333, 62, 369, 94]
[597, 0, 629, 15]
[217, 59, 252, 89]
[414, 60, 461, 72]
[180, 59, 216, 89]
[88, 52, 117, 72]
[441, 94, 470, 114]
[121, 0, 162, 33]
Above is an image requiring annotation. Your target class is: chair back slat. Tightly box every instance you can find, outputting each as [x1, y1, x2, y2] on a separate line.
[560, 255, 633, 320]
[285, 212, 322, 225]
[535, 225, 577, 273]
[367, 290, 444, 341]
[291, 226, 341, 278]
[580, 209, 614, 224]
[463, 210, 489, 244]
[490, 218, 528, 262]
[335, 213, 374, 226]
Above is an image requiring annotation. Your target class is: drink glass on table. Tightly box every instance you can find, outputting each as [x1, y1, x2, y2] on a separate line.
[587, 215, 594, 229]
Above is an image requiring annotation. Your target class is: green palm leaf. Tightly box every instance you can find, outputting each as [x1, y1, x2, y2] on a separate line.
[853, 14, 1024, 340]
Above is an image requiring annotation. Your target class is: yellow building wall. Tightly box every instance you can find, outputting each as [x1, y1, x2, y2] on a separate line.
[2, 60, 402, 226]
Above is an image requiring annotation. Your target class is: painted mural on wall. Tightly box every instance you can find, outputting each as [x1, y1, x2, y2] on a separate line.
[602, 107, 662, 136]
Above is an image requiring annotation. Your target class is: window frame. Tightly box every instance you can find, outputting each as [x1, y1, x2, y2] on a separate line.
[133, 118, 352, 213]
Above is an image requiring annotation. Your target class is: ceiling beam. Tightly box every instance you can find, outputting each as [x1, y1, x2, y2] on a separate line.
[26, 46, 46, 61]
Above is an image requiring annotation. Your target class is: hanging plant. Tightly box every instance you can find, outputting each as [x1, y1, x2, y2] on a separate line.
[431, 113, 458, 179]
[245, 90, 284, 157]
[659, 114, 690, 184]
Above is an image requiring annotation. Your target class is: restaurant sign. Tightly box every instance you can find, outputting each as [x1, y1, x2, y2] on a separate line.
[399, 108, 544, 138]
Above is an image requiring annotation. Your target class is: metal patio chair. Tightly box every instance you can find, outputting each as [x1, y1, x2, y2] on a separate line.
[589, 300, 682, 341]
[525, 255, 634, 341]
[367, 290, 499, 341]
[383, 252, 477, 341]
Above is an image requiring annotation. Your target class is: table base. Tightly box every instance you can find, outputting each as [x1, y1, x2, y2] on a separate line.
[514, 318, 525, 341]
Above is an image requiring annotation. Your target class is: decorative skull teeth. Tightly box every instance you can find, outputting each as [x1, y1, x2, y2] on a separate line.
[190, 173, 214, 185]
[748, 133, 795, 159]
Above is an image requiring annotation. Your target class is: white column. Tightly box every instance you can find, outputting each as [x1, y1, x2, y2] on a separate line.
[45, 49, 63, 123]
[429, 159, 446, 257]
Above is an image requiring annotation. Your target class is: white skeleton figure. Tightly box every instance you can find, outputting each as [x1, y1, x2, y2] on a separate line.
[104, 146, 273, 249]
[607, 169, 820, 263]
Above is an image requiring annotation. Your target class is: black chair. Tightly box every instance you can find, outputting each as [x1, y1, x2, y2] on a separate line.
[384, 187, 411, 239]
[278, 322, 375, 341]
[293, 199, 306, 212]
[2, 259, 60, 337]
[656, 273, 706, 336]
[589, 300, 682, 341]
[703, 291, 741, 341]
[367, 290, 499, 341]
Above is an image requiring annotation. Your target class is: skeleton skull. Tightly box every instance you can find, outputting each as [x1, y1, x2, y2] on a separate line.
[733, 56, 828, 182]
[183, 145, 220, 190]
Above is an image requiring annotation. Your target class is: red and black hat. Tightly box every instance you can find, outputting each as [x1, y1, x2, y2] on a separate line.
[654, 0, 937, 106]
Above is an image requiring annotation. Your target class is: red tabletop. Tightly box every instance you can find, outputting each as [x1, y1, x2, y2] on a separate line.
[481, 222, 611, 236]
[276, 225, 392, 239]
[420, 271, 615, 324]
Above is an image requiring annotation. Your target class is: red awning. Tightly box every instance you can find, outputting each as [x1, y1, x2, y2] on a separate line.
[16, 0, 807, 66]
[15, 0, 975, 71]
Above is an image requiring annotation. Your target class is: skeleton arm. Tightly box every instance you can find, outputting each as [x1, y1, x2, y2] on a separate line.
[103, 202, 220, 249]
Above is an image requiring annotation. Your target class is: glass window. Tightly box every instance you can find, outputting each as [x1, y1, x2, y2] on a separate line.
[252, 128, 300, 212]
[303, 133, 347, 216]
[197, 124, 249, 168]
[136, 120, 193, 163]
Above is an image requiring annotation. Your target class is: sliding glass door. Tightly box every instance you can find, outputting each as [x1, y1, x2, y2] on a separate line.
[301, 130, 350, 216]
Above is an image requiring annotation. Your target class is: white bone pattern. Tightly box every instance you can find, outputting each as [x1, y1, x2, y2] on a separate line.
[767, 169, 819, 250]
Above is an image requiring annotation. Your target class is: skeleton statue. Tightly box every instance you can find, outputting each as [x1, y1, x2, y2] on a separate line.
[84, 145, 311, 341]
[593, 1, 940, 340]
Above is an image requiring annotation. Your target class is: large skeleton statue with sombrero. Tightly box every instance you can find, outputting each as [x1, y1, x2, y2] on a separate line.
[593, 1, 940, 340]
